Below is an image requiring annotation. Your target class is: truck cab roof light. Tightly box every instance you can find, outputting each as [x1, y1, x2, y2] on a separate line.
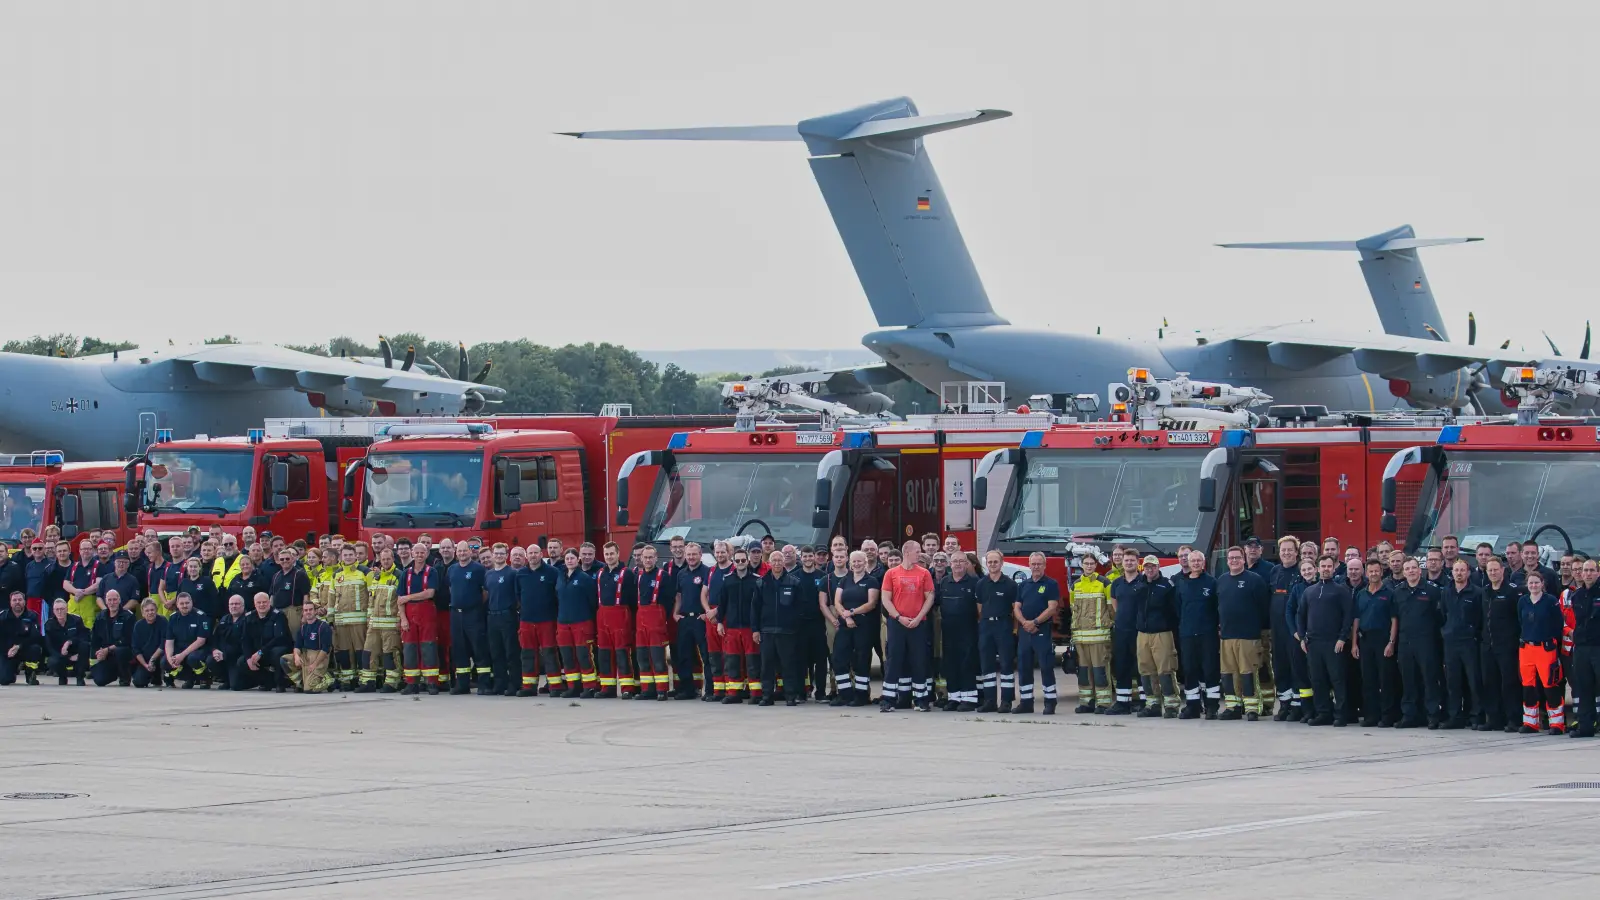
[0, 451, 65, 467]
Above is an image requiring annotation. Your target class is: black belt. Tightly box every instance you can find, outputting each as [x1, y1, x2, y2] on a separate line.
[982, 616, 1007, 622]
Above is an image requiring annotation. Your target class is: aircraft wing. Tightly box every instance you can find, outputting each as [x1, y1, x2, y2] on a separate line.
[1224, 325, 1581, 383]
[117, 342, 506, 414]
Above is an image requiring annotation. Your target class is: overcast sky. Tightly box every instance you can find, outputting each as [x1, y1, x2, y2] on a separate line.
[3, 2, 1598, 354]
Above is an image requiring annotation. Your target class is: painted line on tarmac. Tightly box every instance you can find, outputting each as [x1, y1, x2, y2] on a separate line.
[1476, 797, 1600, 803]
[756, 855, 1026, 890]
[1144, 810, 1380, 840]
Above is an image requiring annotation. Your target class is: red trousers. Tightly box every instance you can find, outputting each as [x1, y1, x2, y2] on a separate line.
[557, 620, 595, 648]
[722, 627, 755, 657]
[401, 608, 438, 644]
[706, 621, 723, 654]
[597, 606, 634, 651]
[636, 605, 669, 646]
[26, 597, 43, 618]
[434, 606, 452, 675]
[518, 620, 557, 651]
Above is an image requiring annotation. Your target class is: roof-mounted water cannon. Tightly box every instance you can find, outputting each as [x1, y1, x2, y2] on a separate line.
[1500, 364, 1600, 424]
[1109, 369, 1273, 430]
[720, 378, 860, 431]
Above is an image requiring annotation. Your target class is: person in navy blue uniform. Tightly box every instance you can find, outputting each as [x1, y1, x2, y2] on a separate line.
[2, 589, 46, 684]
[129, 599, 167, 688]
[1175, 550, 1220, 720]
[556, 549, 600, 698]
[1216, 546, 1270, 720]
[165, 592, 211, 688]
[974, 550, 1017, 713]
[515, 545, 559, 697]
[175, 556, 221, 621]
[1476, 557, 1524, 732]
[446, 548, 490, 695]
[1014, 552, 1060, 715]
[630, 545, 673, 700]
[483, 545, 520, 697]
[594, 542, 638, 699]
[671, 542, 712, 699]
[1109, 548, 1143, 711]
[209, 594, 251, 691]
[90, 590, 136, 686]
[793, 546, 830, 702]
[936, 551, 980, 712]
[1352, 559, 1401, 727]
[1439, 559, 1484, 729]
[42, 597, 89, 685]
[829, 550, 880, 708]
[1567, 559, 1600, 738]
[1267, 537, 1306, 721]
[1133, 555, 1180, 718]
[239, 592, 293, 692]
[1297, 555, 1354, 726]
[1391, 558, 1445, 728]
[24, 541, 58, 619]
[0, 544, 21, 610]
[753, 551, 804, 706]
[714, 547, 762, 703]
[98, 552, 143, 618]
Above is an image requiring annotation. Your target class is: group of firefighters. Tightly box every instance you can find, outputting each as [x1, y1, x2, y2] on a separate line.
[2, 523, 1597, 736]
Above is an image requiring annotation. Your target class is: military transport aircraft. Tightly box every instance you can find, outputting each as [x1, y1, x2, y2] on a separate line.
[0, 339, 504, 460]
[566, 97, 1595, 416]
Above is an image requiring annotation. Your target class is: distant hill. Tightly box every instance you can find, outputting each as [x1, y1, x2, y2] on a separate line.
[638, 348, 876, 375]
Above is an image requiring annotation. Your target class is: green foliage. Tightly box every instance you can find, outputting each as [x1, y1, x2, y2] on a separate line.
[2, 334, 137, 357]
[1, 332, 922, 416]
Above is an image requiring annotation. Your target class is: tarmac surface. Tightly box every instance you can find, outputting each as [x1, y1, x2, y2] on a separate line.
[3, 683, 1599, 900]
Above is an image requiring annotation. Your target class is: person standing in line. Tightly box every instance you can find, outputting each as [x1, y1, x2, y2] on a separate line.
[880, 542, 936, 713]
[1351, 559, 1401, 727]
[1298, 555, 1355, 726]
[829, 550, 880, 707]
[1175, 550, 1220, 720]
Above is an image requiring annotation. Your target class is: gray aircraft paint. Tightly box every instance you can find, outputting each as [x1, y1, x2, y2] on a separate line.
[0, 343, 505, 460]
[568, 97, 1571, 416]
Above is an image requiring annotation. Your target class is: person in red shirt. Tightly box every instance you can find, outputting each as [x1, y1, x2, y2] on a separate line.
[880, 541, 936, 712]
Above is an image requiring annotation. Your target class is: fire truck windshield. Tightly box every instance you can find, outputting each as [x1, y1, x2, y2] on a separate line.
[0, 483, 45, 542]
[640, 453, 823, 548]
[144, 450, 253, 514]
[996, 450, 1207, 552]
[1414, 451, 1600, 553]
[363, 451, 484, 527]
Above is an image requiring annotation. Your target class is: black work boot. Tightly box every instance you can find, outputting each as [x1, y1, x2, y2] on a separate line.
[1179, 700, 1201, 720]
[1012, 699, 1035, 715]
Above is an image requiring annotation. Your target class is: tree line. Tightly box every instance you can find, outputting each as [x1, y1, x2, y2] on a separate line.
[2, 333, 935, 416]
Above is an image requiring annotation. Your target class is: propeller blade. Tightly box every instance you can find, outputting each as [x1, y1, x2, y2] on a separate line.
[1584, 321, 1592, 360]
[1422, 323, 1444, 342]
[456, 343, 469, 382]
[473, 360, 493, 384]
[424, 354, 449, 376]
[401, 345, 416, 372]
[1544, 332, 1562, 357]
[378, 336, 393, 368]
[1467, 312, 1477, 346]
[1499, 339, 1511, 350]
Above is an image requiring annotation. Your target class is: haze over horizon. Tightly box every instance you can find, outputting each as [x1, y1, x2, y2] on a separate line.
[3, 3, 1599, 357]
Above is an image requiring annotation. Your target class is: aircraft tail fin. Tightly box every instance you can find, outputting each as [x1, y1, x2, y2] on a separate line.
[566, 97, 1011, 329]
[1218, 225, 1480, 341]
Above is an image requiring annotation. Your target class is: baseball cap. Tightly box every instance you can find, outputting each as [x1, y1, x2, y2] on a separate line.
[112, 550, 130, 561]
[1142, 554, 1160, 566]
[1243, 536, 1262, 547]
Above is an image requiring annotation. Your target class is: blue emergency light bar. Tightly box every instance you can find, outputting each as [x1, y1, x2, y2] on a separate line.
[0, 450, 65, 467]
[1437, 425, 1463, 444]
[154, 428, 174, 443]
[247, 428, 266, 444]
[377, 422, 495, 438]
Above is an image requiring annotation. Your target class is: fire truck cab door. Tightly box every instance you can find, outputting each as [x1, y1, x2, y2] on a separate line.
[1223, 454, 1284, 555]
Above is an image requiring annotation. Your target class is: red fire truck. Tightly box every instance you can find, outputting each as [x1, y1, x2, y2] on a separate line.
[615, 385, 1057, 553]
[125, 426, 371, 544]
[971, 374, 1442, 583]
[1375, 366, 1600, 557]
[124, 411, 766, 548]
[1, 451, 133, 547]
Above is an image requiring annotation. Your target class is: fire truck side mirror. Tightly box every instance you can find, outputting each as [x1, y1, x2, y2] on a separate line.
[973, 478, 989, 511]
[499, 463, 523, 514]
[811, 509, 830, 530]
[1379, 513, 1397, 534]
[60, 494, 81, 540]
[264, 462, 290, 512]
[1198, 479, 1216, 514]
